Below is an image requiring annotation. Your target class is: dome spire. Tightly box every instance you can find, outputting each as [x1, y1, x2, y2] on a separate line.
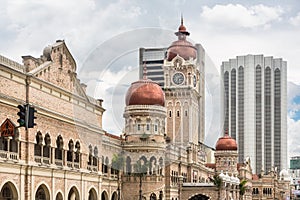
[176, 14, 190, 37]
[181, 13, 183, 26]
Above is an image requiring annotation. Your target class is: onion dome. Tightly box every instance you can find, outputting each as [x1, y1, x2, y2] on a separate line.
[215, 131, 238, 151]
[166, 16, 197, 61]
[125, 65, 165, 106]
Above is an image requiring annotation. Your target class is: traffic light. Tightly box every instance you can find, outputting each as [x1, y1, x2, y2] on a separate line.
[17, 104, 27, 127]
[27, 106, 37, 128]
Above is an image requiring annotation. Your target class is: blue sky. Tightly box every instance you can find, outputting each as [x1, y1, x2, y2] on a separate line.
[1, 0, 300, 158]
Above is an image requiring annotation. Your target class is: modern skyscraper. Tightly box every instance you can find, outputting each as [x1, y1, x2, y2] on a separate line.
[221, 54, 287, 174]
[139, 47, 167, 87]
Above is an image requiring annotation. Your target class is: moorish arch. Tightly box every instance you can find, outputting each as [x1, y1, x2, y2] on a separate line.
[55, 192, 63, 200]
[0, 181, 18, 200]
[111, 191, 118, 200]
[88, 188, 97, 200]
[101, 191, 109, 200]
[68, 186, 80, 200]
[188, 194, 210, 200]
[150, 193, 157, 200]
[35, 184, 50, 200]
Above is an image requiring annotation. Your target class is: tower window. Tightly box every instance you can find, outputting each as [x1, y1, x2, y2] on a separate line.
[177, 111, 180, 117]
[185, 110, 188, 116]
[155, 125, 158, 132]
[169, 111, 172, 117]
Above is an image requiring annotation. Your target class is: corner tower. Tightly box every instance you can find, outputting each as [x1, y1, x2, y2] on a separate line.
[163, 18, 205, 145]
[122, 72, 166, 199]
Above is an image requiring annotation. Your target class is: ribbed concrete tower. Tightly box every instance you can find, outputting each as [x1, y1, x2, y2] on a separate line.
[221, 54, 287, 174]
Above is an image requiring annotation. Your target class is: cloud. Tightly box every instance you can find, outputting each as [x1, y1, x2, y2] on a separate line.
[287, 82, 300, 157]
[290, 12, 300, 26]
[200, 4, 284, 29]
[288, 82, 300, 121]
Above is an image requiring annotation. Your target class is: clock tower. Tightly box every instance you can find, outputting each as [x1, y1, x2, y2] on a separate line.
[163, 17, 205, 145]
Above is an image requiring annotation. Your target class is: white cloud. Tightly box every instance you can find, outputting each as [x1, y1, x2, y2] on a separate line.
[287, 82, 300, 158]
[288, 117, 300, 157]
[200, 4, 283, 29]
[290, 12, 300, 26]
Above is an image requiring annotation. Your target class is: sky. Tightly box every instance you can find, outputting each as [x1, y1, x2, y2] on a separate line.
[1, 0, 300, 161]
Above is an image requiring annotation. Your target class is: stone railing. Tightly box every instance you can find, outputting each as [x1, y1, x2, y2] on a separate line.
[0, 55, 25, 72]
[67, 161, 80, 169]
[0, 150, 19, 161]
[55, 159, 63, 166]
[34, 156, 51, 164]
[87, 165, 98, 172]
[43, 157, 50, 164]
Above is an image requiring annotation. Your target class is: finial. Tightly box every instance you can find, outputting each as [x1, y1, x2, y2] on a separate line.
[181, 13, 183, 25]
[143, 61, 147, 79]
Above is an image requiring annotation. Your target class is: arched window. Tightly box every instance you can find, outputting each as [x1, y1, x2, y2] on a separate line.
[68, 186, 79, 200]
[55, 192, 63, 200]
[149, 156, 157, 175]
[55, 135, 63, 166]
[126, 156, 132, 175]
[88, 188, 97, 200]
[150, 193, 157, 200]
[67, 140, 74, 162]
[88, 145, 93, 166]
[111, 192, 118, 200]
[0, 119, 19, 158]
[74, 141, 80, 164]
[0, 182, 18, 199]
[34, 132, 43, 157]
[93, 147, 98, 167]
[43, 134, 51, 164]
[35, 184, 50, 200]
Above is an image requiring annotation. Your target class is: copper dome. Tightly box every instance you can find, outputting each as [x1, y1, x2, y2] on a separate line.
[215, 132, 238, 151]
[167, 40, 197, 61]
[166, 18, 197, 61]
[125, 79, 165, 106]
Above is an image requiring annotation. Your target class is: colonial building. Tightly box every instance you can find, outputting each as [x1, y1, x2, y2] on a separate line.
[0, 19, 291, 200]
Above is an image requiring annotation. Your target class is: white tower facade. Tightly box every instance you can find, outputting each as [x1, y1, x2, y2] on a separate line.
[163, 18, 205, 145]
[221, 54, 287, 174]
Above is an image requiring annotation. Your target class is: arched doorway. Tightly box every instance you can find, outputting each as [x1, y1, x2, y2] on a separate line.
[111, 191, 118, 200]
[150, 193, 157, 200]
[35, 184, 50, 200]
[88, 188, 97, 200]
[101, 191, 108, 200]
[189, 194, 209, 200]
[55, 192, 63, 200]
[0, 182, 18, 200]
[68, 186, 80, 200]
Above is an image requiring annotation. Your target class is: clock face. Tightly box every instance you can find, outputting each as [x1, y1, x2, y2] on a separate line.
[193, 75, 197, 87]
[173, 72, 184, 85]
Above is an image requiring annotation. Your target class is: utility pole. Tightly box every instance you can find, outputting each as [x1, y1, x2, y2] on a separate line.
[24, 66, 30, 200]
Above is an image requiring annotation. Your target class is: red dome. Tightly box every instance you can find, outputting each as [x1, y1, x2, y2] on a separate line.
[215, 133, 238, 151]
[125, 79, 165, 106]
[167, 40, 197, 61]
